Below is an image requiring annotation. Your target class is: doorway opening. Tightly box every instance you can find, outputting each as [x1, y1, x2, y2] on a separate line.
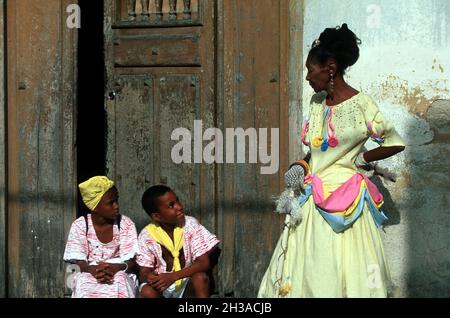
[77, 0, 105, 216]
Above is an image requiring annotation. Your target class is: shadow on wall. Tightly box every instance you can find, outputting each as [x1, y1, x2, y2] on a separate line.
[370, 176, 401, 227]
[406, 99, 450, 297]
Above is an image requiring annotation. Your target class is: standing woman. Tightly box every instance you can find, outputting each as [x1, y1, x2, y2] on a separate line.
[258, 24, 405, 298]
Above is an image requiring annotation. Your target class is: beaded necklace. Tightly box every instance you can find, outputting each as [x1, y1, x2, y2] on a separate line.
[311, 100, 339, 151]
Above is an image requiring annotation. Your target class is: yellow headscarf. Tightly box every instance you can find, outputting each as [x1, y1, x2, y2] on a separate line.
[146, 223, 184, 290]
[78, 176, 115, 211]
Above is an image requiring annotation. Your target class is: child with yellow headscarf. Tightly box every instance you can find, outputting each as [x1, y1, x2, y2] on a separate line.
[63, 176, 139, 298]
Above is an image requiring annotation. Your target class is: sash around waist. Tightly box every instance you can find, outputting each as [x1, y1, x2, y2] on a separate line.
[298, 173, 387, 232]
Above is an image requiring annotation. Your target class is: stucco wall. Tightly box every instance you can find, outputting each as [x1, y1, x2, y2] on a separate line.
[302, 0, 450, 297]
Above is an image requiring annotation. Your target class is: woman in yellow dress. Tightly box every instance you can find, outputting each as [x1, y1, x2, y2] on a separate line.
[258, 24, 405, 298]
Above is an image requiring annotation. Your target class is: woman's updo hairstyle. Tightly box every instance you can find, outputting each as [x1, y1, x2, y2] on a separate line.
[308, 23, 361, 75]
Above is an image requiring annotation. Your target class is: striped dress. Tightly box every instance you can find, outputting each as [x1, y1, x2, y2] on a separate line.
[64, 214, 139, 298]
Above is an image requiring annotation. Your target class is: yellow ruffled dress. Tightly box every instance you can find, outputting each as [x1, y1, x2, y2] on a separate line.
[258, 92, 405, 298]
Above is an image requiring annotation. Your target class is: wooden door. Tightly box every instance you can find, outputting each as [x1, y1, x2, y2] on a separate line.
[5, 0, 77, 297]
[105, 0, 294, 297]
[217, 0, 290, 297]
[104, 0, 216, 232]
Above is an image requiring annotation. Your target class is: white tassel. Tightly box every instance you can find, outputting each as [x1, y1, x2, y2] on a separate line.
[273, 188, 303, 226]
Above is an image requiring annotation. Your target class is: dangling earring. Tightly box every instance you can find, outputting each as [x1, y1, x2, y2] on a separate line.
[329, 72, 335, 96]
[330, 73, 334, 94]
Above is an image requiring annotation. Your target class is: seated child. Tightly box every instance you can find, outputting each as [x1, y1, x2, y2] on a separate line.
[137, 185, 220, 298]
[64, 176, 139, 298]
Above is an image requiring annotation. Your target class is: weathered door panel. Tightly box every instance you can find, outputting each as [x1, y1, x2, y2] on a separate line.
[106, 75, 155, 227]
[105, 0, 290, 297]
[114, 33, 201, 67]
[157, 74, 203, 222]
[218, 0, 289, 297]
[105, 0, 215, 232]
[6, 0, 77, 297]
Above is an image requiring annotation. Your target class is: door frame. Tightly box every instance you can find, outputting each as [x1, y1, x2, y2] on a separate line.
[0, 0, 6, 298]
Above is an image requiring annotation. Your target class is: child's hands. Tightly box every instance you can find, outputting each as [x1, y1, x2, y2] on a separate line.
[146, 272, 177, 292]
[104, 263, 127, 276]
[145, 271, 159, 283]
[90, 263, 114, 284]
